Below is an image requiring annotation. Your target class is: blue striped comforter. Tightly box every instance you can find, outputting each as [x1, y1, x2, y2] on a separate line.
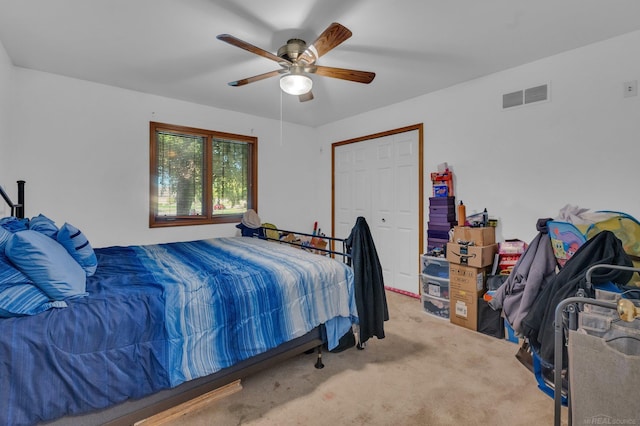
[0, 237, 356, 425]
[137, 237, 357, 384]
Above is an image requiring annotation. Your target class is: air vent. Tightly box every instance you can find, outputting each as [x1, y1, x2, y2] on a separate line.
[525, 85, 548, 104]
[503, 83, 549, 109]
[503, 90, 523, 108]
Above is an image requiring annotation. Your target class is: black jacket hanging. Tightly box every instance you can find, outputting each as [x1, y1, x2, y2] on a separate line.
[346, 216, 389, 344]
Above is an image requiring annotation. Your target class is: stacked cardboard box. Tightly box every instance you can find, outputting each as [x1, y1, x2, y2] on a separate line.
[446, 227, 498, 331]
[451, 226, 495, 246]
[446, 226, 497, 267]
[448, 264, 491, 331]
[427, 197, 456, 252]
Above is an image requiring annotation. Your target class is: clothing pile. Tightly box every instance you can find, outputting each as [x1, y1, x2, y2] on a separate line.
[490, 209, 636, 369]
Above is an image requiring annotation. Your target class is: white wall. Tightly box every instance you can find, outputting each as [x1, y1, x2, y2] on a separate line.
[5, 69, 319, 247]
[318, 30, 640, 245]
[0, 39, 14, 216]
[3, 30, 640, 248]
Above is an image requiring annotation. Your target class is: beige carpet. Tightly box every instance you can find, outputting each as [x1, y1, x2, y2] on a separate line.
[161, 290, 567, 425]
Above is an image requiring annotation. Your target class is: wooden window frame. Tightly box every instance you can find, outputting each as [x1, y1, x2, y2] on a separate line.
[149, 122, 258, 228]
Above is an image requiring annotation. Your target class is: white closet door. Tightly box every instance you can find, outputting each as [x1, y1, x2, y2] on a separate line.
[334, 142, 372, 237]
[334, 129, 420, 295]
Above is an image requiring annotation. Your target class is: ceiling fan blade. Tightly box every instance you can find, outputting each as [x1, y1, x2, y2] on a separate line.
[217, 34, 292, 66]
[228, 69, 283, 87]
[313, 65, 375, 84]
[298, 22, 352, 65]
[299, 91, 314, 102]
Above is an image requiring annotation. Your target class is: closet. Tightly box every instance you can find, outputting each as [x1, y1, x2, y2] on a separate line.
[333, 124, 423, 296]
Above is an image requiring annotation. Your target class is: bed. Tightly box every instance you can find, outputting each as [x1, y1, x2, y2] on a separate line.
[0, 183, 359, 425]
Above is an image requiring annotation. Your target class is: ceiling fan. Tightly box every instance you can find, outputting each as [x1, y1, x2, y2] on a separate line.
[216, 22, 375, 102]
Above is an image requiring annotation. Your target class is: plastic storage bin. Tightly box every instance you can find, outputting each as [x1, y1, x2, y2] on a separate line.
[422, 294, 450, 319]
[421, 274, 450, 299]
[420, 255, 449, 279]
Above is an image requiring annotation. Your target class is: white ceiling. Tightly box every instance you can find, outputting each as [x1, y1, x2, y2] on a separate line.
[2, 0, 640, 128]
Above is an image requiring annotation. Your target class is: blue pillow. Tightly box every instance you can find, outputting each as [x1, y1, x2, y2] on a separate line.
[5, 230, 87, 301]
[0, 226, 11, 251]
[0, 253, 30, 285]
[29, 213, 59, 238]
[0, 283, 67, 318]
[0, 216, 28, 232]
[56, 223, 98, 276]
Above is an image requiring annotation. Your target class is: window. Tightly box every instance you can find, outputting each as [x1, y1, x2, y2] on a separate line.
[149, 122, 257, 227]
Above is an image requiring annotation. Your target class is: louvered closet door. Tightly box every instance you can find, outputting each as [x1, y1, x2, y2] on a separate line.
[334, 129, 420, 296]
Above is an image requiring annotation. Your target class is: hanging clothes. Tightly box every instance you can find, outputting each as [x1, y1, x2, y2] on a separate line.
[521, 230, 634, 367]
[488, 218, 558, 335]
[346, 216, 389, 344]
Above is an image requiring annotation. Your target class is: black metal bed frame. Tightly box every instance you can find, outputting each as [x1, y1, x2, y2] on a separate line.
[258, 226, 352, 265]
[0, 180, 25, 218]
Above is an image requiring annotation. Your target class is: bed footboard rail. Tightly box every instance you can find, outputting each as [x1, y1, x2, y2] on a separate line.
[258, 226, 351, 265]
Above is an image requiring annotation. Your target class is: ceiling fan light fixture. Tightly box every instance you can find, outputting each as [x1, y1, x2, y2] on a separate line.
[280, 73, 312, 95]
[218, 23, 374, 101]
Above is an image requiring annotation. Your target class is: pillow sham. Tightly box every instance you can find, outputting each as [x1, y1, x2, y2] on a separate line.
[0, 283, 67, 318]
[0, 216, 28, 232]
[0, 252, 30, 285]
[5, 230, 87, 301]
[0, 226, 10, 251]
[29, 213, 59, 238]
[56, 223, 98, 276]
